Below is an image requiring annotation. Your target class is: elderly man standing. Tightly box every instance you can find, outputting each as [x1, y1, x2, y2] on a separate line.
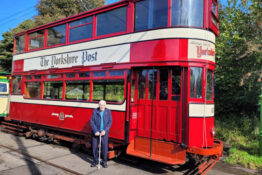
[90, 100, 112, 168]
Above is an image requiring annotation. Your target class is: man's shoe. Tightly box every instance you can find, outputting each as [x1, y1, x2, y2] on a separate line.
[90, 162, 97, 167]
[101, 163, 108, 168]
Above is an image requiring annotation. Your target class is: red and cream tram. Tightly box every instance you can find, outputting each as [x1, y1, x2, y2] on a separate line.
[4, 0, 223, 174]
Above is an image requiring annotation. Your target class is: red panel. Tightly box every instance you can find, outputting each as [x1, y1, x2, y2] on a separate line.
[9, 102, 125, 140]
[12, 60, 24, 73]
[130, 39, 188, 63]
[188, 117, 214, 148]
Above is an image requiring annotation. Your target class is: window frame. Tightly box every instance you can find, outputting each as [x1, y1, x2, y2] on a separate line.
[68, 16, 94, 43]
[28, 30, 46, 51]
[189, 66, 204, 101]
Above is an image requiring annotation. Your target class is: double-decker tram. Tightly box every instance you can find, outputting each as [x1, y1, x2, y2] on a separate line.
[4, 0, 223, 174]
[0, 73, 10, 119]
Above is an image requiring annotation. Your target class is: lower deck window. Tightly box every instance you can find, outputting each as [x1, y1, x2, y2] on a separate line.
[24, 82, 41, 98]
[44, 82, 63, 99]
[93, 80, 124, 102]
[12, 76, 22, 94]
[0, 83, 7, 93]
[190, 67, 203, 99]
[66, 81, 90, 100]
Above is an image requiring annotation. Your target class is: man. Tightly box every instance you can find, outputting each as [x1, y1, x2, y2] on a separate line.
[90, 100, 112, 168]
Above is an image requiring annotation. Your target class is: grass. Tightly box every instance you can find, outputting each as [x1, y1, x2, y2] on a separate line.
[215, 114, 262, 169]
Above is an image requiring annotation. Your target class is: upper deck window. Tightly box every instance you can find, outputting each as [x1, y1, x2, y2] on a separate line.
[29, 30, 45, 50]
[212, 1, 217, 16]
[15, 35, 25, 54]
[172, 0, 203, 27]
[97, 7, 127, 36]
[135, 0, 168, 31]
[47, 24, 66, 46]
[69, 17, 93, 42]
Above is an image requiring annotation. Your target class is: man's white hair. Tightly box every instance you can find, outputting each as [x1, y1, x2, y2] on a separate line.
[99, 100, 106, 105]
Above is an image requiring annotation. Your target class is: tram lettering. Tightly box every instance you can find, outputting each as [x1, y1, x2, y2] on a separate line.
[82, 51, 98, 65]
[40, 57, 49, 67]
[196, 46, 215, 58]
[51, 54, 78, 66]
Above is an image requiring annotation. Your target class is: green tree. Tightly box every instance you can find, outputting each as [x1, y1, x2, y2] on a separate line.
[215, 0, 262, 117]
[35, 0, 105, 25]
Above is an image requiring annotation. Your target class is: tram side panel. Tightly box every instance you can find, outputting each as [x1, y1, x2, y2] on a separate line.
[9, 101, 126, 140]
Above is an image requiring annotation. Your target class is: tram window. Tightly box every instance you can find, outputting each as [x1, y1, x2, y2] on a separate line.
[47, 24, 66, 46]
[25, 76, 32, 80]
[93, 72, 106, 77]
[138, 70, 146, 99]
[34, 75, 42, 80]
[97, 7, 127, 36]
[12, 76, 22, 94]
[44, 82, 63, 99]
[29, 30, 45, 50]
[69, 17, 93, 42]
[212, 1, 217, 16]
[66, 73, 76, 78]
[160, 69, 168, 100]
[171, 0, 203, 27]
[79, 72, 90, 78]
[190, 67, 203, 99]
[206, 70, 213, 101]
[15, 35, 25, 54]
[172, 68, 181, 101]
[47, 74, 60, 79]
[66, 81, 90, 100]
[148, 69, 157, 99]
[24, 82, 41, 99]
[135, 0, 168, 31]
[131, 79, 135, 102]
[93, 80, 124, 102]
[110, 70, 124, 76]
[0, 83, 7, 93]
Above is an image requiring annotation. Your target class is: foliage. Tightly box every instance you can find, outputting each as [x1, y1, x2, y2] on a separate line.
[35, 0, 105, 25]
[215, 0, 262, 117]
[215, 115, 262, 169]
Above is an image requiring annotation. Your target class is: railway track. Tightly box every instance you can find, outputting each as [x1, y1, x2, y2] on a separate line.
[0, 143, 83, 175]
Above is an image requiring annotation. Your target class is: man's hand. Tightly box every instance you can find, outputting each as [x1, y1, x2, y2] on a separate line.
[101, 130, 106, 136]
[95, 132, 100, 136]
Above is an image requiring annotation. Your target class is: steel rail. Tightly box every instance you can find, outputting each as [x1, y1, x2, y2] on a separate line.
[0, 143, 83, 175]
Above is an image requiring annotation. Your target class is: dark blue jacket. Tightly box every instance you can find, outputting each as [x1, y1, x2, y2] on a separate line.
[90, 108, 112, 135]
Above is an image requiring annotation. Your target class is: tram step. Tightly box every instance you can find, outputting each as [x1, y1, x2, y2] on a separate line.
[127, 137, 186, 165]
[1, 121, 27, 129]
[0, 125, 24, 132]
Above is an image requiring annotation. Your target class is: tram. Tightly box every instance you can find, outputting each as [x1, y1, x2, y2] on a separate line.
[0, 73, 10, 118]
[3, 0, 223, 174]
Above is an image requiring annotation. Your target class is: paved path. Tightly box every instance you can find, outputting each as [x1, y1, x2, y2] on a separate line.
[0, 131, 259, 175]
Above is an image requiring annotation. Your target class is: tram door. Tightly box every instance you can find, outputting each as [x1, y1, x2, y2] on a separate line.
[130, 67, 184, 157]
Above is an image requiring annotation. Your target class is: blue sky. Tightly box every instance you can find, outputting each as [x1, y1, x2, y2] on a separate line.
[0, 0, 120, 40]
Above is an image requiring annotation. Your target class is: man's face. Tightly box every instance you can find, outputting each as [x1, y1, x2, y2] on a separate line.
[99, 103, 106, 111]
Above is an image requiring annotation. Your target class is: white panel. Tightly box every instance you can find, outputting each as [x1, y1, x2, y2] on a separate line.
[10, 95, 126, 111]
[13, 28, 215, 61]
[24, 44, 130, 71]
[188, 39, 215, 63]
[189, 104, 214, 117]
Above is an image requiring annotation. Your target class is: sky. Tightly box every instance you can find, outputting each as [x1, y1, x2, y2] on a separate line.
[0, 0, 120, 40]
